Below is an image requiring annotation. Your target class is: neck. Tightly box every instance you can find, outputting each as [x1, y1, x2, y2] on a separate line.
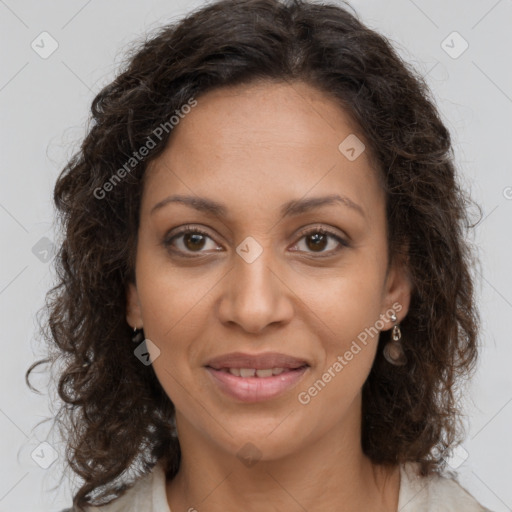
[165, 399, 400, 512]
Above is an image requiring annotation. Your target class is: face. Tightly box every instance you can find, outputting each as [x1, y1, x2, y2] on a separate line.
[126, 81, 411, 460]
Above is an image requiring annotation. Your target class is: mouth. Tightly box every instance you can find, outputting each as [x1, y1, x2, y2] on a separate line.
[208, 366, 307, 377]
[204, 351, 311, 402]
[204, 357, 310, 402]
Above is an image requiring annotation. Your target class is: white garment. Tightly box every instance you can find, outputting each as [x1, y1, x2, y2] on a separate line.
[83, 459, 493, 512]
[398, 462, 492, 512]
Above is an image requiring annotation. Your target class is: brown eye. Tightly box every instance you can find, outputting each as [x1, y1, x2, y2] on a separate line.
[292, 227, 349, 255]
[164, 226, 222, 256]
[183, 232, 207, 251]
[305, 232, 329, 252]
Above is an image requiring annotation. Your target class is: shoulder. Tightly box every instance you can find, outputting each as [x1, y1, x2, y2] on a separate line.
[398, 461, 494, 512]
[60, 460, 170, 512]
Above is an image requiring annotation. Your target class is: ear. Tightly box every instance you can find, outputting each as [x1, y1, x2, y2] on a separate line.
[126, 281, 143, 329]
[381, 255, 412, 328]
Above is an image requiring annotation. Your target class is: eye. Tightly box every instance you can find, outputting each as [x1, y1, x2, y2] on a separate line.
[163, 225, 222, 256]
[163, 224, 349, 258]
[291, 226, 349, 255]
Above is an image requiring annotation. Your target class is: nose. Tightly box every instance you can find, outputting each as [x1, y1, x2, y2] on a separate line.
[217, 244, 294, 334]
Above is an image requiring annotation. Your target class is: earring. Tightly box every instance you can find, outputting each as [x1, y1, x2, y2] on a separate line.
[132, 326, 144, 343]
[383, 312, 407, 366]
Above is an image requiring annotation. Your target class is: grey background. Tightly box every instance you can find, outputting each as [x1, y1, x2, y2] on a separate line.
[1, 0, 511, 510]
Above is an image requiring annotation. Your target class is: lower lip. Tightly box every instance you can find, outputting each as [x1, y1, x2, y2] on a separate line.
[205, 366, 309, 403]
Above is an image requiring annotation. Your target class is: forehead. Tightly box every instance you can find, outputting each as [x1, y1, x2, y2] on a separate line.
[160, 80, 365, 157]
[142, 81, 383, 224]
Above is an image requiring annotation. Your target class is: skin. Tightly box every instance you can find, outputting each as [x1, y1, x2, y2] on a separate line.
[126, 80, 412, 512]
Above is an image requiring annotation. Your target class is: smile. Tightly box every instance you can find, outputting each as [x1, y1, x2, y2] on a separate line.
[218, 367, 291, 377]
[205, 365, 309, 402]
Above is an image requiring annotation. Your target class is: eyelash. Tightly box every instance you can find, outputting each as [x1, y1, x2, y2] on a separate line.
[163, 224, 349, 258]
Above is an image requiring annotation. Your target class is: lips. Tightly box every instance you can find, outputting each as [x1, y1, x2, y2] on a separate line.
[205, 351, 309, 371]
[204, 351, 310, 402]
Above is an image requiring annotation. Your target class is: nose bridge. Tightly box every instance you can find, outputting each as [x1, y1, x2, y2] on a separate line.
[220, 236, 292, 332]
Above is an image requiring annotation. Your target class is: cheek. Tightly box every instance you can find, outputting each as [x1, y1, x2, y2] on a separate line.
[132, 262, 205, 403]
[295, 274, 382, 422]
[289, 264, 385, 343]
[135, 243, 215, 340]
[288, 263, 386, 405]
[135, 261, 211, 404]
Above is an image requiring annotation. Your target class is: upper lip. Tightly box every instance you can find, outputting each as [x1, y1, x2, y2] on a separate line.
[205, 351, 310, 370]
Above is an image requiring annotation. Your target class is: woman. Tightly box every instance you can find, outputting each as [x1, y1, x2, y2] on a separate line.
[27, 0, 493, 510]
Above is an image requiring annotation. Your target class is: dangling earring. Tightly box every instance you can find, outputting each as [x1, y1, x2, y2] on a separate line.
[383, 312, 407, 366]
[132, 326, 144, 343]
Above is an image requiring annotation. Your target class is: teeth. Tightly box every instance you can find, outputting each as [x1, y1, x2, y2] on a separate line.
[223, 367, 289, 377]
[255, 368, 273, 378]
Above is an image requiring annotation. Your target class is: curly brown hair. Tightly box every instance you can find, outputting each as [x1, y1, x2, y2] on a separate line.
[26, 0, 481, 509]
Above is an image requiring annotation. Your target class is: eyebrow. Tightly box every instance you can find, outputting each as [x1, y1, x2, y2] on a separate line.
[150, 193, 365, 219]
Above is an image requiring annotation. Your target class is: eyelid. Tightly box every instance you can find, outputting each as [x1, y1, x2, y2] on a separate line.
[164, 224, 223, 252]
[290, 225, 350, 255]
[294, 224, 348, 243]
[166, 224, 216, 240]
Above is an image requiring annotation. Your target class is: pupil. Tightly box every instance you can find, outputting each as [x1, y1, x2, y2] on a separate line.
[307, 233, 327, 251]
